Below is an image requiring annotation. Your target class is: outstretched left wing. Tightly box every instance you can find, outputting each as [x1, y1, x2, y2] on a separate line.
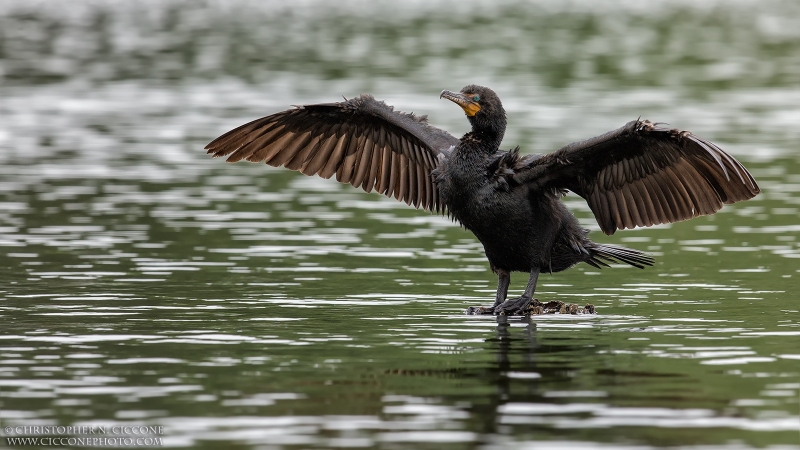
[513, 120, 760, 235]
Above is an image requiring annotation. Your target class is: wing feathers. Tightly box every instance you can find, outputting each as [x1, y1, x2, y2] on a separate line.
[212, 117, 277, 154]
[352, 133, 374, 189]
[206, 95, 457, 213]
[364, 144, 381, 193]
[301, 132, 336, 175]
[226, 125, 284, 162]
[520, 119, 759, 235]
[643, 175, 669, 223]
[406, 157, 417, 206]
[416, 164, 426, 208]
[318, 131, 349, 179]
[630, 182, 652, 226]
[378, 147, 392, 195]
[282, 130, 322, 170]
[260, 130, 301, 166]
[390, 152, 402, 201]
[633, 179, 655, 227]
[336, 132, 362, 184]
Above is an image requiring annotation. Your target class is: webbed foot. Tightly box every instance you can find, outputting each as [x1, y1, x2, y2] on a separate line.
[494, 296, 533, 316]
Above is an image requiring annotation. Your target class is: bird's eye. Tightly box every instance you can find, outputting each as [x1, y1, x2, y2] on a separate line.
[472, 95, 480, 102]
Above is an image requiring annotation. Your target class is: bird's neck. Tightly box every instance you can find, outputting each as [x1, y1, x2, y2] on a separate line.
[465, 113, 506, 152]
[462, 128, 504, 154]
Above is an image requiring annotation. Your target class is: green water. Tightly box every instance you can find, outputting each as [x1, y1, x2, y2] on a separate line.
[0, 1, 799, 448]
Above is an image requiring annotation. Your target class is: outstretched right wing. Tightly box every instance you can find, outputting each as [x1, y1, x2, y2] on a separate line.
[206, 94, 459, 212]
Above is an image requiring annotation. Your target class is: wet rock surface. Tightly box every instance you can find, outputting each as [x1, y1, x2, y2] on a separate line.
[468, 300, 596, 316]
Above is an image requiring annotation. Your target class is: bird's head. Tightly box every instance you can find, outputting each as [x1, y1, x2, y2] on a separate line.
[440, 85, 506, 143]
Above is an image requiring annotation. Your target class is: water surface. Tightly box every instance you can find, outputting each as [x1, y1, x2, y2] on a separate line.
[1, 1, 799, 448]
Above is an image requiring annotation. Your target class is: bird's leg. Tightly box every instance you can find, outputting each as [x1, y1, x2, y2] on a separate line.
[493, 269, 511, 308]
[495, 268, 540, 315]
[466, 269, 510, 315]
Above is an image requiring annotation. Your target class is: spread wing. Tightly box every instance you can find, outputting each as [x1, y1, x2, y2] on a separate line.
[514, 120, 760, 235]
[206, 94, 459, 212]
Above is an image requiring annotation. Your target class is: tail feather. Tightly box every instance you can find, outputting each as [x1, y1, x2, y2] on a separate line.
[589, 244, 654, 269]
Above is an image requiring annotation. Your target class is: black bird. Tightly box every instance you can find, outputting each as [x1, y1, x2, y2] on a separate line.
[206, 85, 760, 315]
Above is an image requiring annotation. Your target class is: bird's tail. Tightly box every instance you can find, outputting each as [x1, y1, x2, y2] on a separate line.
[586, 244, 654, 269]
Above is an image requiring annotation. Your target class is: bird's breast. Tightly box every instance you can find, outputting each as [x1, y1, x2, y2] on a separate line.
[437, 160, 505, 230]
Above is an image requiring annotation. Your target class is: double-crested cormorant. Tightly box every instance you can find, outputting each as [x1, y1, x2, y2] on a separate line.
[206, 85, 760, 315]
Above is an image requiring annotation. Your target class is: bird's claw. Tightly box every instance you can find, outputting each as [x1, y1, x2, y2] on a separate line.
[466, 296, 533, 316]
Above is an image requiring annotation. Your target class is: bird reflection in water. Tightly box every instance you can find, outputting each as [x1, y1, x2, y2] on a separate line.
[491, 315, 538, 399]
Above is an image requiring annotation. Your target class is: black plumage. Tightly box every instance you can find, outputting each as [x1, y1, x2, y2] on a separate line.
[206, 85, 760, 315]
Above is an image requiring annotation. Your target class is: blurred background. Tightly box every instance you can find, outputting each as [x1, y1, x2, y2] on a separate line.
[1, 1, 799, 449]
